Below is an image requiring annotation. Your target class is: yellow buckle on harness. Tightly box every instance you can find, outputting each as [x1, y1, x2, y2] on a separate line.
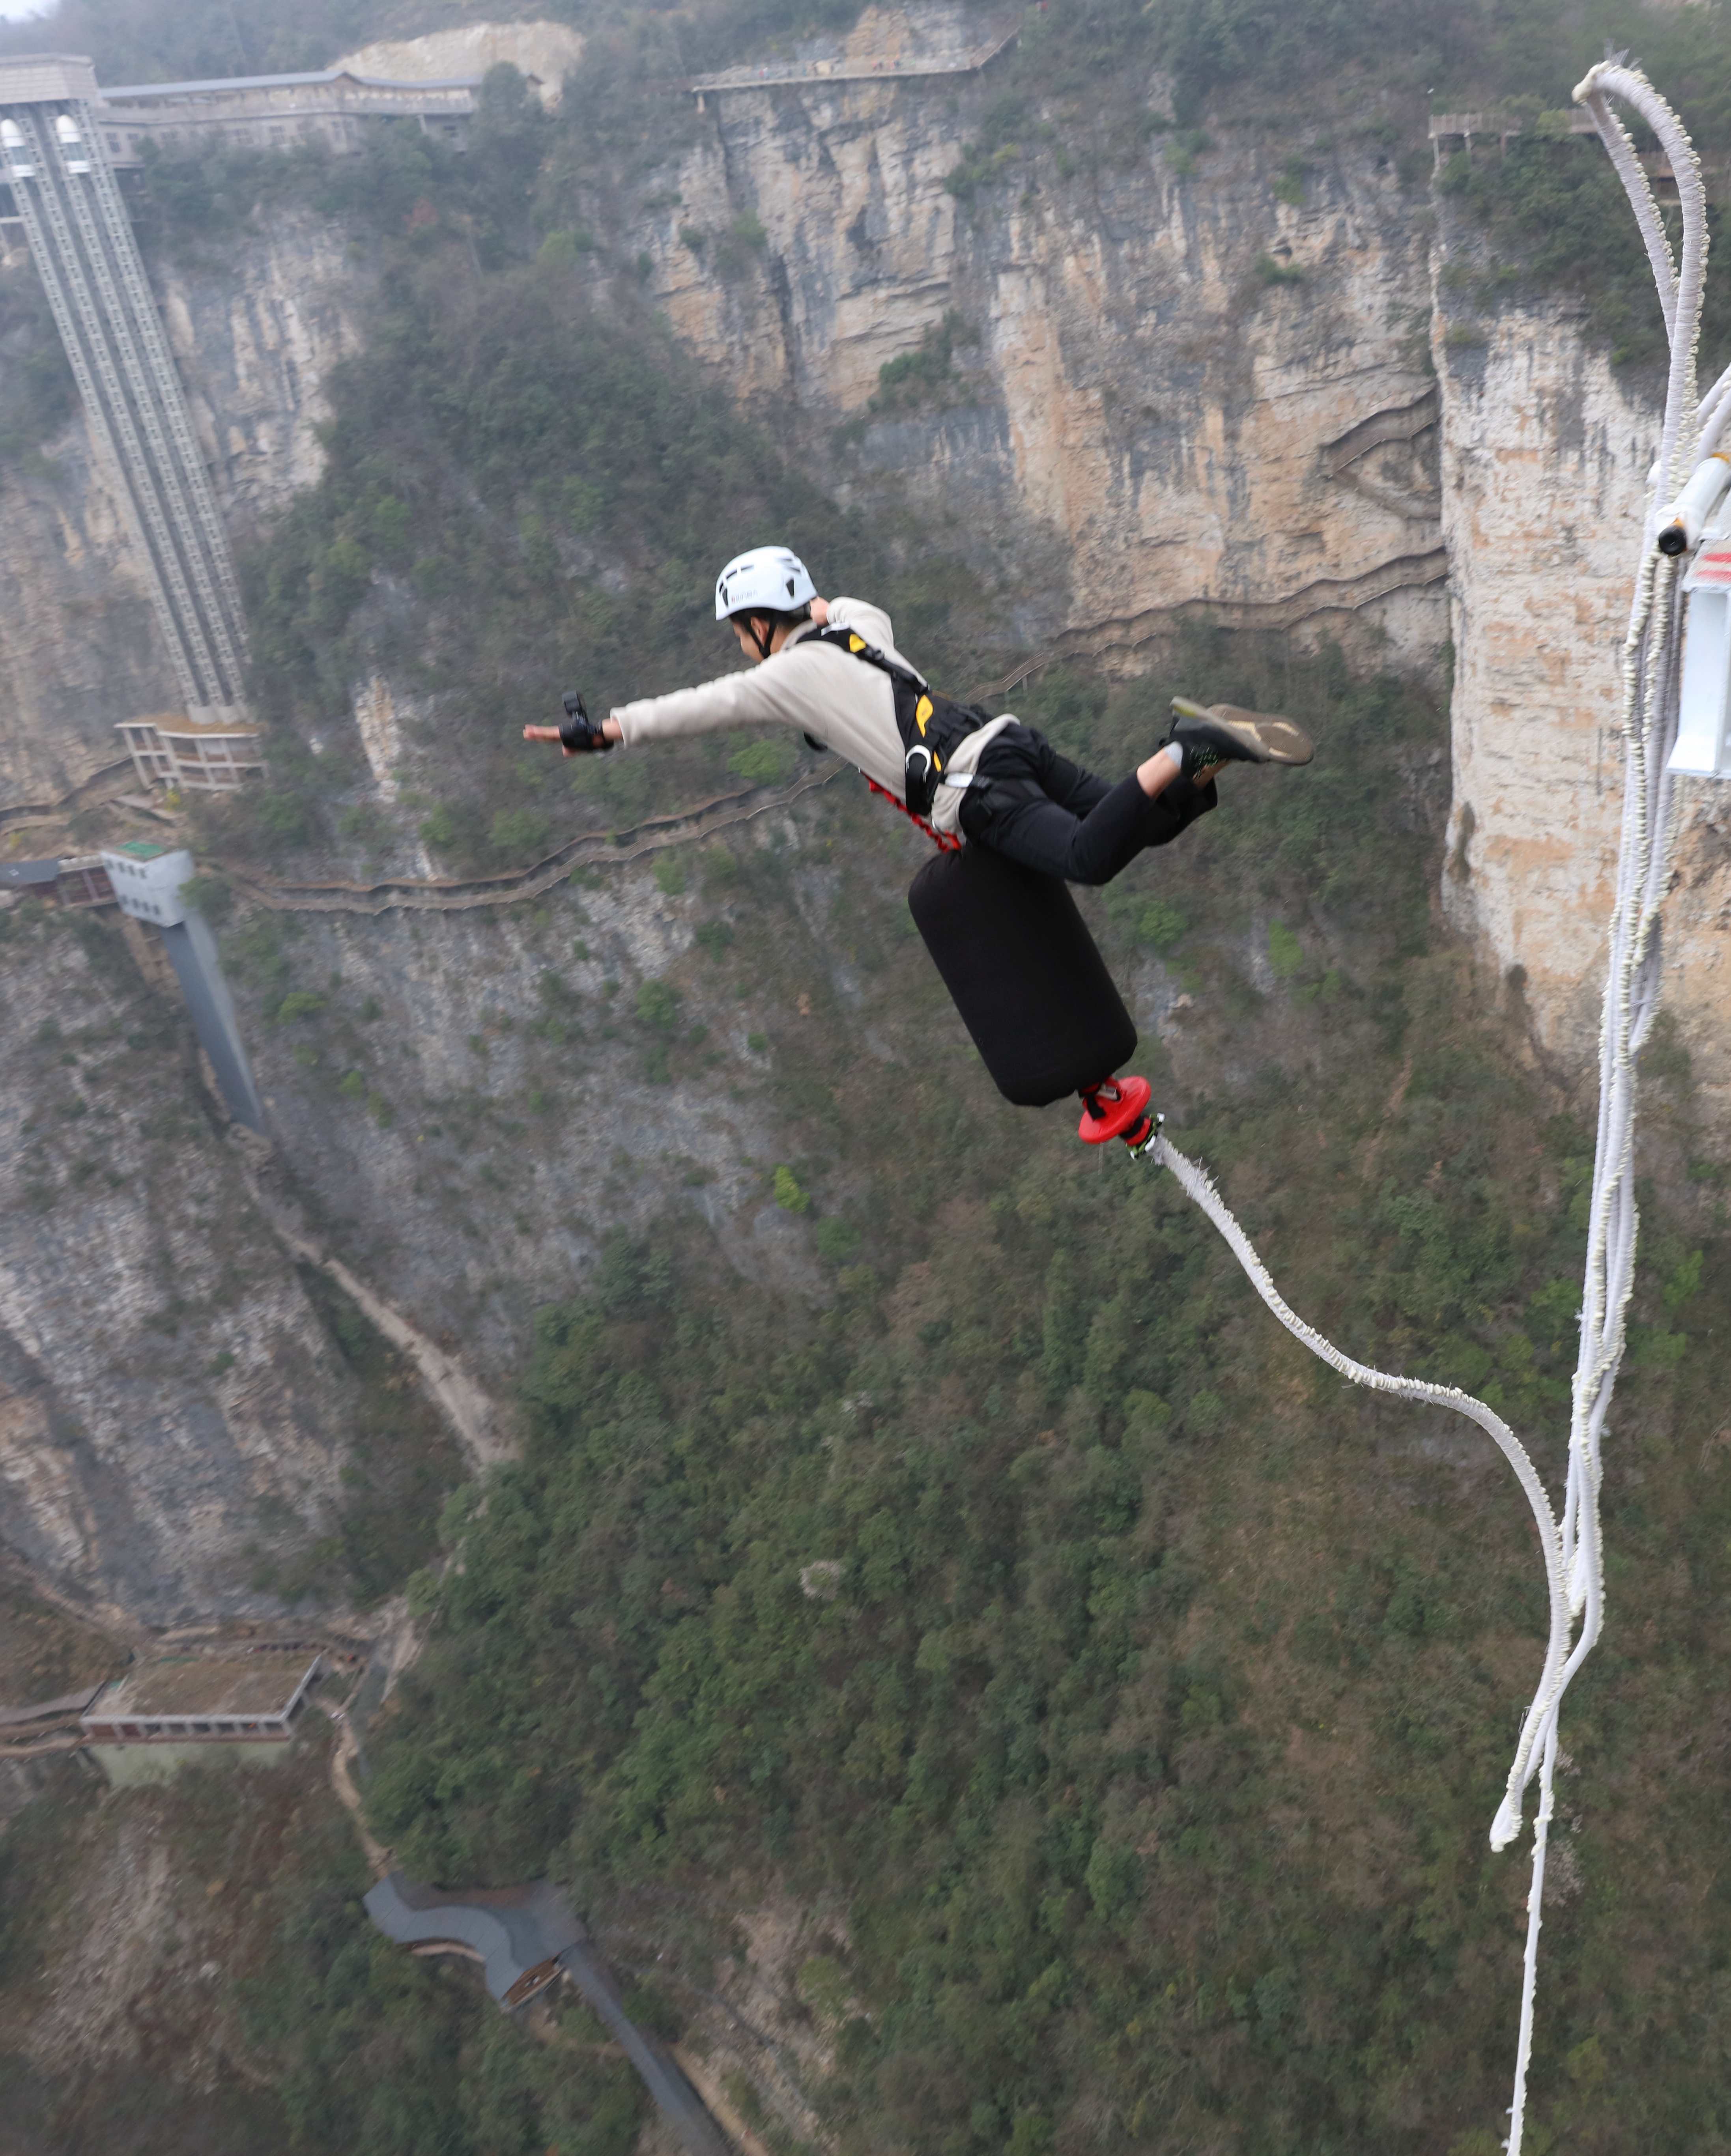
[915, 693, 933, 736]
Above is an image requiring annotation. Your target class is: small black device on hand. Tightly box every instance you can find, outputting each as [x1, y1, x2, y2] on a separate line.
[559, 689, 611, 753]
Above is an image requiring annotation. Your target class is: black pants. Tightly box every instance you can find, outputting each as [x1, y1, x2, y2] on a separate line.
[957, 723, 1215, 884]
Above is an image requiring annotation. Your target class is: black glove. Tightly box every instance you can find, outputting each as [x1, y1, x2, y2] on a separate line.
[559, 689, 612, 753]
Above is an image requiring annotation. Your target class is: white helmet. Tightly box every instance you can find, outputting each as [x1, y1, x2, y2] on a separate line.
[714, 546, 817, 621]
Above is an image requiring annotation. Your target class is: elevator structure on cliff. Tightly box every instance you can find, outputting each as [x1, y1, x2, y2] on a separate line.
[0, 54, 249, 725]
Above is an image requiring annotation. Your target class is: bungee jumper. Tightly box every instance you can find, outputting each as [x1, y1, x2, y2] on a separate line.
[524, 546, 1312, 1146]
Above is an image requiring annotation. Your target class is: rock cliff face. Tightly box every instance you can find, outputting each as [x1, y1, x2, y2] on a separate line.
[1431, 206, 1731, 1121]
[0, 912, 362, 1626]
[639, 4, 1447, 662]
[161, 212, 366, 541]
[0, 209, 365, 808]
[336, 19, 585, 105]
[1, 790, 877, 1623]
[0, 7, 1708, 1082]
[0, 387, 164, 810]
[219, 846, 828, 1388]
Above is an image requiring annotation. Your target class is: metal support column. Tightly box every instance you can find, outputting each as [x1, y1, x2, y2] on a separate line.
[0, 57, 248, 717]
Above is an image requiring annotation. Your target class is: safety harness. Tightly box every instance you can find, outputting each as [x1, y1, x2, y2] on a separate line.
[862, 773, 963, 852]
[808, 625, 997, 824]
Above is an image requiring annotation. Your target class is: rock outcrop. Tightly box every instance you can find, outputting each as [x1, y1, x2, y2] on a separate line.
[336, 20, 585, 107]
[1432, 205, 1731, 1119]
[636, 12, 1731, 1112]
[640, 4, 1447, 662]
[0, 914, 359, 1625]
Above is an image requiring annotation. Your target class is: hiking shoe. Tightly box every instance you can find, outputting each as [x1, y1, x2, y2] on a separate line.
[1168, 698, 1314, 781]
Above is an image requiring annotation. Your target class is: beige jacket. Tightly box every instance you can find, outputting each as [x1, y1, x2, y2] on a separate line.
[610, 597, 1014, 834]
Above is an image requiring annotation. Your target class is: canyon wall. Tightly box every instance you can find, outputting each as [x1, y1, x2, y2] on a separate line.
[0, 912, 363, 1626]
[4, 7, 1714, 1097]
[1431, 203, 1731, 1123]
[639, 5, 1447, 663]
[217, 848, 834, 1384]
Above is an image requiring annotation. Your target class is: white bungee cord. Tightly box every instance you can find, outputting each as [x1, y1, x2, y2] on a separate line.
[1140, 61, 1705, 2154]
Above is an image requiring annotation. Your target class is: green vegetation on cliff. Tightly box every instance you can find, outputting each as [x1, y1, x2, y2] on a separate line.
[1438, 138, 1731, 373]
[977, 0, 1731, 371]
[1022, 0, 1731, 129]
[0, 258, 76, 468]
[243, 234, 873, 866]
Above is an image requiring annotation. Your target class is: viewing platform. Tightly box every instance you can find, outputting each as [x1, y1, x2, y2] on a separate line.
[117, 712, 265, 793]
[1428, 108, 1598, 157]
[1428, 106, 1718, 199]
[0, 852, 114, 908]
[688, 26, 1016, 104]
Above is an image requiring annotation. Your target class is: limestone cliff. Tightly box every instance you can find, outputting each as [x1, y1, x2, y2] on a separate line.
[630, 13, 1726, 1115]
[1, 770, 916, 1627]
[217, 844, 830, 1388]
[635, 3, 1447, 663]
[161, 211, 366, 540]
[0, 4, 1707, 1092]
[1431, 203, 1731, 1122]
[0, 911, 363, 1625]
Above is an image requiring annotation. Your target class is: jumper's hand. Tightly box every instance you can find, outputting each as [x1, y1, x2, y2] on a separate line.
[809, 596, 830, 627]
[523, 693, 619, 756]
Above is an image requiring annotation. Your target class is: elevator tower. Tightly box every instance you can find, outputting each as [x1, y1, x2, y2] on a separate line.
[0, 55, 247, 719]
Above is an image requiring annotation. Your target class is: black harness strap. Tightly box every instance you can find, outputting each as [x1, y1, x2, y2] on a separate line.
[807, 625, 995, 818]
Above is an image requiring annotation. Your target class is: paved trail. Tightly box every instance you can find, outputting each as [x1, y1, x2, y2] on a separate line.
[221, 768, 847, 917]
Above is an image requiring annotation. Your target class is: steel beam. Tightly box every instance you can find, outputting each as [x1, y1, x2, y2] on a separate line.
[1, 80, 248, 715]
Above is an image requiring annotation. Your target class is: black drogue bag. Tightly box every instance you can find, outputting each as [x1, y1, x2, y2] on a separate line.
[908, 842, 1138, 1108]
